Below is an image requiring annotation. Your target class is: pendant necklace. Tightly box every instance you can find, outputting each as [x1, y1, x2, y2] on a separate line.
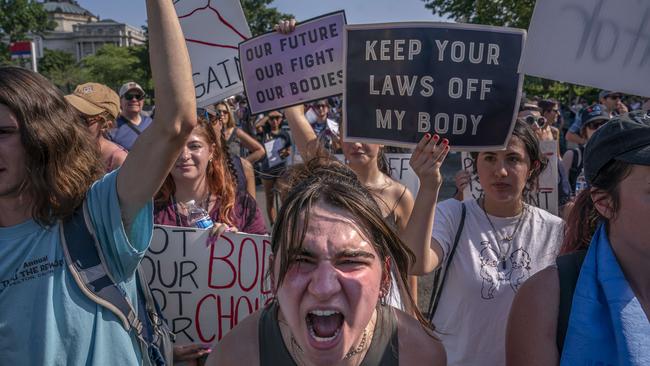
[480, 198, 527, 270]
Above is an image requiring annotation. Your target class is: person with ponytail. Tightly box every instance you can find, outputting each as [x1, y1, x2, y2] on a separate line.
[507, 111, 650, 365]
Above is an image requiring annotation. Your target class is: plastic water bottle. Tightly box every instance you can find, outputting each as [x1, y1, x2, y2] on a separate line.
[186, 200, 214, 229]
[575, 172, 588, 196]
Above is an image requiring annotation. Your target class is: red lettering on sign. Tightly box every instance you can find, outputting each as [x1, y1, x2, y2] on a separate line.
[208, 235, 236, 289]
[238, 238, 259, 292]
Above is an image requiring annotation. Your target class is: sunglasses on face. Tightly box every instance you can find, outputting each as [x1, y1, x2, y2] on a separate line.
[522, 115, 547, 128]
[123, 94, 144, 101]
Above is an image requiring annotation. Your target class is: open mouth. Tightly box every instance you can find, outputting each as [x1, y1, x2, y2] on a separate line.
[306, 310, 344, 343]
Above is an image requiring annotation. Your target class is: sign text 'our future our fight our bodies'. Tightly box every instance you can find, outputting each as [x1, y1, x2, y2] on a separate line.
[344, 23, 525, 150]
[141, 226, 272, 344]
[239, 11, 346, 114]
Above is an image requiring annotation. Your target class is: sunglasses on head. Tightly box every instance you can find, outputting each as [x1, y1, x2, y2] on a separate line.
[522, 115, 547, 128]
[124, 93, 144, 101]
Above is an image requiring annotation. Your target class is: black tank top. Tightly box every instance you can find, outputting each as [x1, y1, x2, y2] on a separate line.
[258, 302, 399, 366]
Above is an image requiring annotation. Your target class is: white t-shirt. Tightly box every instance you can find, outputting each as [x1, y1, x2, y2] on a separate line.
[431, 198, 564, 366]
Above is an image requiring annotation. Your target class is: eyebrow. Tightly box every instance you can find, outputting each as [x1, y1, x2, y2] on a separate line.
[293, 248, 376, 260]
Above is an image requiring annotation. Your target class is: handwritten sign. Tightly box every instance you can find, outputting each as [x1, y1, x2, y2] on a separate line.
[344, 23, 525, 151]
[239, 11, 346, 114]
[521, 0, 650, 97]
[334, 153, 420, 196]
[175, 0, 252, 107]
[141, 225, 272, 344]
[461, 140, 559, 215]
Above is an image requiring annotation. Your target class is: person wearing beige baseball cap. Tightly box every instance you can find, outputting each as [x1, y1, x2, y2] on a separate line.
[110, 81, 153, 150]
[66, 82, 127, 172]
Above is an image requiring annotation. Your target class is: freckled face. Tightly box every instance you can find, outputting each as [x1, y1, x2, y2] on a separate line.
[274, 203, 384, 364]
[0, 104, 27, 199]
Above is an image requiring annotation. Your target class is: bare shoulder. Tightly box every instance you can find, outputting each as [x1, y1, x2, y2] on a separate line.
[506, 266, 560, 365]
[205, 310, 261, 366]
[395, 309, 446, 366]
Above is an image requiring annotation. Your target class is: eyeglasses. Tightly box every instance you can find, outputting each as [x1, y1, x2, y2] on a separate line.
[522, 115, 547, 128]
[84, 115, 105, 126]
[123, 93, 144, 101]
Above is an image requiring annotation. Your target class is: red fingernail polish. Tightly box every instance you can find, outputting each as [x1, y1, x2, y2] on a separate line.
[442, 138, 449, 145]
[425, 133, 431, 139]
[433, 134, 439, 141]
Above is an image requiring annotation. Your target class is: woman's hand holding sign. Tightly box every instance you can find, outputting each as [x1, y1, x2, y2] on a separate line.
[410, 133, 450, 191]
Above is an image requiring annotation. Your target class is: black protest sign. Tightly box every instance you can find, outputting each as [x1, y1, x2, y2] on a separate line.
[239, 11, 346, 114]
[344, 23, 525, 151]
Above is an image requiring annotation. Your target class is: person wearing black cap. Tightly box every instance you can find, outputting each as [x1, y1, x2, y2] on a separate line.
[507, 111, 650, 365]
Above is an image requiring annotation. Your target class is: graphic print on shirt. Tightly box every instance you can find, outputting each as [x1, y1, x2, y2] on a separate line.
[479, 242, 532, 300]
[0, 255, 65, 292]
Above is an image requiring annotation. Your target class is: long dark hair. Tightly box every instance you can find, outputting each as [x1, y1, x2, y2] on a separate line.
[271, 156, 433, 333]
[0, 66, 103, 225]
[561, 160, 632, 254]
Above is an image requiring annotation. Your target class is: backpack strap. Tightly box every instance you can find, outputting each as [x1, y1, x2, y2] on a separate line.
[60, 202, 153, 363]
[427, 202, 466, 322]
[555, 250, 587, 353]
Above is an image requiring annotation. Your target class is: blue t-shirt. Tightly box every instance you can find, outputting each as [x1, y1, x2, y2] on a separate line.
[0, 170, 153, 365]
[109, 114, 153, 151]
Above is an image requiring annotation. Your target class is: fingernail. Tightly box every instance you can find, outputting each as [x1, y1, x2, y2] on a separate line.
[433, 134, 439, 141]
[442, 138, 449, 145]
[424, 133, 431, 139]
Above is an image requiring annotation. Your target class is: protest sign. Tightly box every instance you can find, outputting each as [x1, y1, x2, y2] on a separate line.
[175, 0, 252, 107]
[461, 140, 559, 215]
[521, 0, 650, 97]
[141, 225, 272, 344]
[334, 153, 420, 196]
[344, 23, 525, 151]
[239, 11, 346, 114]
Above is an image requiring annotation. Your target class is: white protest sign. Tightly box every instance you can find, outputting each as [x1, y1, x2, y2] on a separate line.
[175, 0, 252, 108]
[521, 0, 650, 97]
[461, 140, 558, 215]
[141, 225, 272, 344]
[239, 11, 346, 114]
[334, 153, 420, 196]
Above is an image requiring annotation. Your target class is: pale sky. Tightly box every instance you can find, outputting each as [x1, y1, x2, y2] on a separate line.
[76, 0, 447, 29]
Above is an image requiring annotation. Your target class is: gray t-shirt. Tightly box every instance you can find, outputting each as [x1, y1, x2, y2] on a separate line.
[431, 198, 564, 366]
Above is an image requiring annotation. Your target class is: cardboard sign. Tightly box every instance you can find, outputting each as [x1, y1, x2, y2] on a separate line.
[334, 153, 420, 196]
[141, 225, 272, 344]
[461, 140, 559, 215]
[344, 23, 525, 151]
[521, 0, 650, 97]
[176, 0, 252, 108]
[239, 11, 346, 114]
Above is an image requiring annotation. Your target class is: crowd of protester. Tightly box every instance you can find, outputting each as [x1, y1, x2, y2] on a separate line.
[1, 5, 649, 366]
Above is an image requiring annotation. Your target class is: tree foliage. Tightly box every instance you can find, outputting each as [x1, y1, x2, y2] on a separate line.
[0, 0, 56, 61]
[38, 48, 86, 93]
[241, 0, 293, 36]
[422, 0, 599, 103]
[81, 44, 148, 91]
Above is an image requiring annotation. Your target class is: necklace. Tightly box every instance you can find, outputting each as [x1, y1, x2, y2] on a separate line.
[480, 198, 527, 270]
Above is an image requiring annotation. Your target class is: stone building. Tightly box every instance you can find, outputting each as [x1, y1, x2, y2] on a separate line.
[35, 0, 146, 61]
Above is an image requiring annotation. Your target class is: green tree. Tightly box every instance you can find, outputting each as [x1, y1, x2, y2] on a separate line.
[422, 0, 599, 103]
[0, 0, 56, 61]
[82, 44, 147, 91]
[38, 49, 87, 92]
[241, 0, 293, 36]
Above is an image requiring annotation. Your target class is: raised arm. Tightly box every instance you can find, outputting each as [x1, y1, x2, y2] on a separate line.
[284, 104, 320, 160]
[403, 134, 449, 275]
[117, 0, 196, 226]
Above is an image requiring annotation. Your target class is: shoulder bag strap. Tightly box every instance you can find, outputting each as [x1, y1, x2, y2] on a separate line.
[427, 202, 466, 322]
[555, 250, 587, 353]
